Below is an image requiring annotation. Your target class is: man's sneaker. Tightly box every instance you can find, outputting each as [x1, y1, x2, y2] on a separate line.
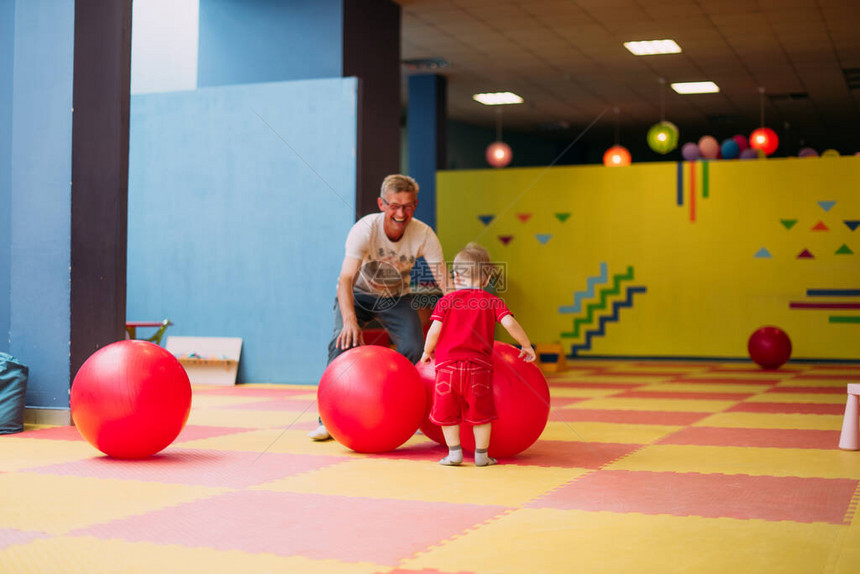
[308, 424, 331, 441]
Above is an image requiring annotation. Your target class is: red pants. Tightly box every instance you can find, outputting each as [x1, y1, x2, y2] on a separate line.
[429, 359, 497, 426]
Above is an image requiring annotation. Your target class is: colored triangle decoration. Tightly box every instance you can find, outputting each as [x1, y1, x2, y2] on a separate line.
[478, 215, 494, 226]
[498, 235, 514, 245]
[780, 219, 797, 230]
[811, 220, 829, 231]
[818, 200, 836, 212]
[516, 213, 532, 223]
[845, 220, 860, 231]
[836, 244, 854, 255]
[754, 247, 772, 259]
[797, 249, 815, 259]
[555, 213, 571, 223]
[535, 234, 552, 245]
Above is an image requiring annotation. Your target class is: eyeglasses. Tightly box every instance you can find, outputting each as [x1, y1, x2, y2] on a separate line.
[382, 199, 417, 213]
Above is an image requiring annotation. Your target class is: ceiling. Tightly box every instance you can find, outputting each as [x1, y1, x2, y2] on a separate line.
[396, 0, 860, 153]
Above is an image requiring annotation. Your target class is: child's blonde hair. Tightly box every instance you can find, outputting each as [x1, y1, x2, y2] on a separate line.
[453, 242, 496, 285]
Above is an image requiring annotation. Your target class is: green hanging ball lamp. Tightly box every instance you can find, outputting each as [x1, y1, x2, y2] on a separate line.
[647, 121, 679, 154]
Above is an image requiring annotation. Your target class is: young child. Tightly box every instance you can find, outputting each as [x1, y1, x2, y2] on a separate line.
[420, 243, 536, 467]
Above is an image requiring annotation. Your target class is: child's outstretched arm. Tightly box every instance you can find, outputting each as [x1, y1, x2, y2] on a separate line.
[420, 320, 443, 363]
[500, 315, 536, 362]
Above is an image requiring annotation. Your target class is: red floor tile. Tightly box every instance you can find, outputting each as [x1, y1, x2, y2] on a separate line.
[548, 381, 643, 390]
[792, 373, 860, 381]
[657, 426, 842, 449]
[0, 530, 47, 550]
[529, 470, 858, 524]
[14, 426, 85, 441]
[550, 409, 710, 426]
[666, 377, 782, 385]
[765, 386, 845, 395]
[174, 425, 255, 442]
[505, 440, 642, 469]
[29, 448, 348, 488]
[218, 398, 318, 411]
[613, 390, 754, 401]
[73, 490, 509, 566]
[589, 370, 693, 378]
[727, 402, 845, 415]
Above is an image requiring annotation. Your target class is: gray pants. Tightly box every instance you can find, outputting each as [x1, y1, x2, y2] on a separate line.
[327, 291, 424, 365]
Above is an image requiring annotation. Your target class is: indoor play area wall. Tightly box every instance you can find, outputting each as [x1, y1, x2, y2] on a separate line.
[1, 0, 75, 408]
[126, 77, 357, 383]
[437, 158, 860, 361]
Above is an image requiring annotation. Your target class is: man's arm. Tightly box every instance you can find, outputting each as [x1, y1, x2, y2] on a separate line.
[335, 257, 363, 350]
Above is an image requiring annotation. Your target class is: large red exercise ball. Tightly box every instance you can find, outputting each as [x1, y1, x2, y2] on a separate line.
[748, 326, 792, 370]
[647, 121, 679, 154]
[485, 141, 512, 168]
[750, 127, 778, 156]
[420, 342, 550, 458]
[681, 142, 701, 161]
[603, 145, 631, 167]
[70, 340, 192, 459]
[415, 358, 446, 445]
[317, 345, 426, 453]
[698, 136, 720, 159]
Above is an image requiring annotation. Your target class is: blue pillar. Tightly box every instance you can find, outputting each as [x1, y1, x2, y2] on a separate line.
[0, 0, 14, 352]
[8, 1, 75, 415]
[407, 74, 447, 230]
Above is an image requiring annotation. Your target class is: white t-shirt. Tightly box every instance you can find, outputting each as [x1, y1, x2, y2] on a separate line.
[344, 213, 444, 297]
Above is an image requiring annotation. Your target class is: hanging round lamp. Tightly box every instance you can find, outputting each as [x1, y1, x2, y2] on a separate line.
[749, 88, 778, 156]
[603, 145, 631, 167]
[647, 121, 679, 154]
[486, 141, 513, 168]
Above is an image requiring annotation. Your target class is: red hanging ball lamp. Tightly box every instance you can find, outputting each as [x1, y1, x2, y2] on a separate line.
[486, 141, 513, 168]
[749, 127, 778, 156]
[603, 145, 631, 167]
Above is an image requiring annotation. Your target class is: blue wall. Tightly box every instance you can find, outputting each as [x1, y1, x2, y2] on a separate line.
[127, 78, 357, 384]
[8, 1, 75, 407]
[198, 0, 342, 87]
[0, 0, 13, 352]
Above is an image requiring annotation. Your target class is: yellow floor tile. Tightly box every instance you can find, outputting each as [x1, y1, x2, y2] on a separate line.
[694, 412, 843, 430]
[186, 406, 317, 429]
[563, 397, 736, 413]
[605, 444, 860, 478]
[548, 387, 621, 398]
[400, 508, 849, 574]
[0, 473, 228, 534]
[743, 392, 846, 404]
[0, 437, 100, 472]
[254, 457, 582, 506]
[635, 382, 773, 394]
[539, 421, 681, 444]
[188, 394, 270, 409]
[0, 536, 384, 574]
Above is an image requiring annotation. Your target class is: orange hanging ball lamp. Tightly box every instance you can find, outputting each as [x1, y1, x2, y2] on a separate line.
[603, 145, 631, 167]
[749, 87, 779, 156]
[749, 127, 778, 156]
[485, 141, 513, 168]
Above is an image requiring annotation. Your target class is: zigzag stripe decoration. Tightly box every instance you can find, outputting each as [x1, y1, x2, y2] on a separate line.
[846, 221, 860, 231]
[478, 215, 494, 226]
[818, 201, 836, 212]
[561, 266, 634, 338]
[559, 262, 608, 314]
[569, 286, 647, 356]
[535, 234, 552, 245]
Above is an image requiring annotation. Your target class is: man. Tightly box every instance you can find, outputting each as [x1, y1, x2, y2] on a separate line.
[309, 174, 449, 440]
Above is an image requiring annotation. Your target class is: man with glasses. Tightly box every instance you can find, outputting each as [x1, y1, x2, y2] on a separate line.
[309, 174, 449, 441]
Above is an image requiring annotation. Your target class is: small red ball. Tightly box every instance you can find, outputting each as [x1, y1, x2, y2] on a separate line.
[71, 340, 192, 459]
[318, 346, 426, 453]
[748, 326, 792, 370]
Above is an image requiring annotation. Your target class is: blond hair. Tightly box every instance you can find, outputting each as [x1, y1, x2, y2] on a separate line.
[380, 174, 419, 199]
[453, 242, 496, 285]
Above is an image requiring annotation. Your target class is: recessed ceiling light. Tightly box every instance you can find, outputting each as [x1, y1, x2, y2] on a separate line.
[472, 92, 524, 106]
[671, 81, 720, 94]
[623, 39, 681, 56]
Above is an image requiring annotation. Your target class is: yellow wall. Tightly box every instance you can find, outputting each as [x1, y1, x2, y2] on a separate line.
[436, 157, 860, 360]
